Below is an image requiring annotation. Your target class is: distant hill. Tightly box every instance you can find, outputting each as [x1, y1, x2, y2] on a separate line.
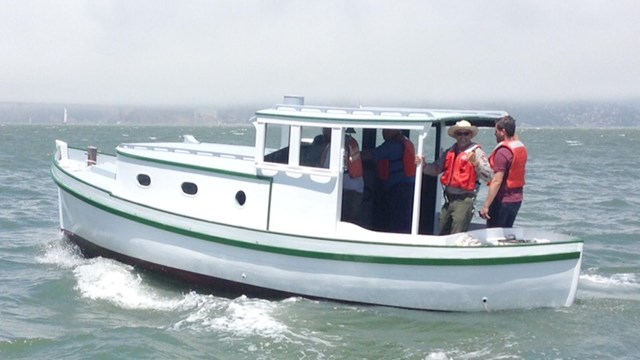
[0, 100, 638, 127]
[0, 103, 255, 126]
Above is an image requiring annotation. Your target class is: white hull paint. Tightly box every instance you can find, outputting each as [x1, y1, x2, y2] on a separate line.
[52, 160, 582, 312]
[51, 100, 583, 311]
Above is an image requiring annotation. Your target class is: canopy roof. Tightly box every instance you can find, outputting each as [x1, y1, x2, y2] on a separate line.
[255, 104, 508, 129]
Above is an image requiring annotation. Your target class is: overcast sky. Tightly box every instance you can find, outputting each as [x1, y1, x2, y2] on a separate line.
[1, 0, 639, 107]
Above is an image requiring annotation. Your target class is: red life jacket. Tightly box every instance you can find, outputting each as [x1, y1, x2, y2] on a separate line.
[402, 136, 417, 177]
[377, 136, 416, 181]
[345, 136, 364, 178]
[489, 140, 527, 189]
[440, 144, 479, 191]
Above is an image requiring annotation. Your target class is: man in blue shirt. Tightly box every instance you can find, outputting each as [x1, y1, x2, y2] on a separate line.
[364, 129, 416, 233]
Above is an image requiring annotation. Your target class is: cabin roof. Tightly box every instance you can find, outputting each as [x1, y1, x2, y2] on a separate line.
[256, 104, 508, 128]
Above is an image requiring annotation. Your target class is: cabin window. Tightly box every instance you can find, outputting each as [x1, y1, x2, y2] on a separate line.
[261, 123, 334, 169]
[263, 123, 290, 164]
[300, 126, 331, 168]
[235, 190, 246, 206]
[181, 182, 198, 195]
[137, 174, 151, 187]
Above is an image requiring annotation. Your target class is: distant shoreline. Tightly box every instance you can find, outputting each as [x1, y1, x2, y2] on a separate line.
[1, 100, 638, 127]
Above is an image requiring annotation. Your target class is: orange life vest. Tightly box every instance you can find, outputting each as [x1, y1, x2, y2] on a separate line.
[489, 140, 527, 189]
[377, 136, 416, 181]
[440, 144, 479, 191]
[345, 136, 364, 178]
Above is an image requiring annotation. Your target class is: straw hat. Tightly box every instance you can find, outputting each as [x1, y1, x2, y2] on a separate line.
[447, 120, 479, 139]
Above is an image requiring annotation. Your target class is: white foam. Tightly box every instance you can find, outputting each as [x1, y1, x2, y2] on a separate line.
[425, 348, 495, 360]
[36, 238, 86, 269]
[39, 239, 332, 346]
[171, 295, 337, 347]
[580, 273, 639, 288]
[174, 296, 289, 338]
[425, 352, 450, 360]
[73, 258, 196, 311]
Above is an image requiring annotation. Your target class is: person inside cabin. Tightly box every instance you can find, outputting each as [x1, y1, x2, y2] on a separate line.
[479, 115, 528, 228]
[416, 120, 492, 235]
[307, 128, 331, 167]
[362, 129, 416, 234]
[318, 128, 366, 226]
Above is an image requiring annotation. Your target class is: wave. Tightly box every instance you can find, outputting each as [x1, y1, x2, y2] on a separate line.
[36, 238, 337, 350]
[424, 349, 498, 360]
[578, 269, 640, 303]
[580, 272, 638, 288]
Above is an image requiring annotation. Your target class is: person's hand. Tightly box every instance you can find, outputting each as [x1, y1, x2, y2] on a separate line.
[468, 150, 477, 166]
[415, 155, 424, 165]
[479, 206, 490, 220]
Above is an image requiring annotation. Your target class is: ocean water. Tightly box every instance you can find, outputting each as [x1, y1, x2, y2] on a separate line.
[1, 124, 639, 359]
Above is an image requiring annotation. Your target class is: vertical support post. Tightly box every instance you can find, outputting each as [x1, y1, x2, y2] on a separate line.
[87, 146, 97, 166]
[411, 131, 427, 235]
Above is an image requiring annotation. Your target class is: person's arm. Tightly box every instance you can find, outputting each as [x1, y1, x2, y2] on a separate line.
[422, 162, 441, 177]
[469, 148, 493, 184]
[415, 151, 445, 177]
[479, 171, 504, 220]
[361, 149, 372, 161]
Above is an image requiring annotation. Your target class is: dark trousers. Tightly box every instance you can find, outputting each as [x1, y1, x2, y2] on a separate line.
[342, 190, 364, 226]
[487, 201, 521, 228]
[381, 182, 414, 234]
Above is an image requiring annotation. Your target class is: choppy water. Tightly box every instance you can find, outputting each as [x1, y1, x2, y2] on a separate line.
[1, 124, 639, 359]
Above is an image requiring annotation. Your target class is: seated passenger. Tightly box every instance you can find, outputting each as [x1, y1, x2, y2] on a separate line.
[301, 128, 330, 167]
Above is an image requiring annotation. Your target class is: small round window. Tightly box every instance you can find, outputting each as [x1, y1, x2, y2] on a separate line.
[137, 174, 151, 187]
[235, 191, 246, 206]
[181, 182, 198, 195]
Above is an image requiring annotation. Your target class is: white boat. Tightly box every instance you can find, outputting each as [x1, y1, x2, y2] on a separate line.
[51, 96, 583, 311]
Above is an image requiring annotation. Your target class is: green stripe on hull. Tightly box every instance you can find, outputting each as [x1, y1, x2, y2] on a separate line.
[52, 165, 581, 266]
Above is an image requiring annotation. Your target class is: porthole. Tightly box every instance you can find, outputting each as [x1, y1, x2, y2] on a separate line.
[181, 182, 198, 195]
[137, 174, 151, 187]
[235, 191, 246, 206]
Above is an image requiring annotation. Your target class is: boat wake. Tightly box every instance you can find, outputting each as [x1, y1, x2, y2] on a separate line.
[579, 270, 640, 301]
[581, 272, 638, 287]
[37, 238, 337, 348]
[72, 259, 188, 311]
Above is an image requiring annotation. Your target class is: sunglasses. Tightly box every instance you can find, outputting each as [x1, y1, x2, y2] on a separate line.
[455, 131, 472, 137]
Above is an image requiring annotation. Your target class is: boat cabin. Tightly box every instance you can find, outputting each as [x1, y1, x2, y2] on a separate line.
[253, 96, 507, 237]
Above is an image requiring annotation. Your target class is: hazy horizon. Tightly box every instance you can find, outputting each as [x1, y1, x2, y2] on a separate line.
[2, 1, 639, 107]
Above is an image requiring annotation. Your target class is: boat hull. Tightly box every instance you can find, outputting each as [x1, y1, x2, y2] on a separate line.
[53, 165, 582, 312]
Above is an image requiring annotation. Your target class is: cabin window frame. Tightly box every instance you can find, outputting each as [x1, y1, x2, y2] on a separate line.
[256, 120, 342, 173]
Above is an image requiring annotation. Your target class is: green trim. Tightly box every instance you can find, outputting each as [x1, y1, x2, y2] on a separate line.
[56, 148, 273, 230]
[52, 164, 582, 267]
[117, 148, 271, 182]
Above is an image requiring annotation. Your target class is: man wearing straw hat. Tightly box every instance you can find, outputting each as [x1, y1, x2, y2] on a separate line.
[417, 120, 493, 234]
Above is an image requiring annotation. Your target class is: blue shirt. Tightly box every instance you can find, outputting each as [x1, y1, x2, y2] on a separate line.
[372, 140, 415, 189]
